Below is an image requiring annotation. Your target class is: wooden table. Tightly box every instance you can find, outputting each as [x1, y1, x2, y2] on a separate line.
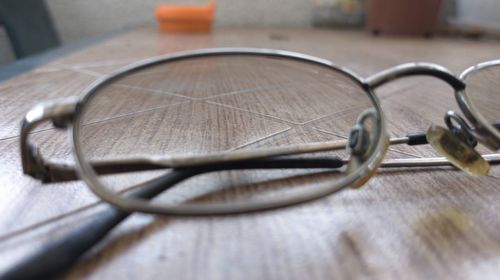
[1, 27, 500, 280]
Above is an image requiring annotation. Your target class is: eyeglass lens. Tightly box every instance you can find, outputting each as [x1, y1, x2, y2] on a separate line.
[76, 54, 380, 207]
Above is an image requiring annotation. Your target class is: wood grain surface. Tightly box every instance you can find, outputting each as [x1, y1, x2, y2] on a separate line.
[1, 27, 500, 280]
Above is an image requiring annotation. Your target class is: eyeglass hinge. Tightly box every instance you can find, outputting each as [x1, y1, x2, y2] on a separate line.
[21, 97, 80, 182]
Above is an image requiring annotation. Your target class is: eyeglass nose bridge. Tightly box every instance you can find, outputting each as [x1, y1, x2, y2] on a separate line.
[364, 62, 495, 175]
[366, 62, 500, 152]
[365, 62, 466, 91]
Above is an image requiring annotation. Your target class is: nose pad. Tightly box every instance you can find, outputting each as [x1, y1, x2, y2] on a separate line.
[348, 123, 370, 157]
[346, 109, 379, 188]
[426, 123, 490, 176]
[347, 108, 378, 158]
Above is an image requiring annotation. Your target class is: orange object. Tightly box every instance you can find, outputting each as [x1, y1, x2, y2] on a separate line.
[155, 1, 215, 33]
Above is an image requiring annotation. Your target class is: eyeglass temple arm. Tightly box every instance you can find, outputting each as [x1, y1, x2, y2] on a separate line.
[31, 130, 500, 183]
[36, 156, 347, 182]
[365, 62, 466, 91]
[21, 96, 500, 183]
[20, 95, 500, 183]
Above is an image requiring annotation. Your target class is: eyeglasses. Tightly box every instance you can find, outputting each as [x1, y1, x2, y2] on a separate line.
[20, 48, 500, 216]
[8, 48, 500, 279]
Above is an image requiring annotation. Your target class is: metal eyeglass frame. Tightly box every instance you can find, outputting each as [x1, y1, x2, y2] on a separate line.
[20, 48, 500, 216]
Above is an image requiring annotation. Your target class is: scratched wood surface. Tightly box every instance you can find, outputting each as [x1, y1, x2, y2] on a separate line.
[1, 27, 500, 280]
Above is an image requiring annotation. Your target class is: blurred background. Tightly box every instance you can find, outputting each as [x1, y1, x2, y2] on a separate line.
[0, 0, 499, 65]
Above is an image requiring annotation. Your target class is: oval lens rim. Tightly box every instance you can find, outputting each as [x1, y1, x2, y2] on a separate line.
[458, 60, 500, 150]
[71, 48, 389, 215]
